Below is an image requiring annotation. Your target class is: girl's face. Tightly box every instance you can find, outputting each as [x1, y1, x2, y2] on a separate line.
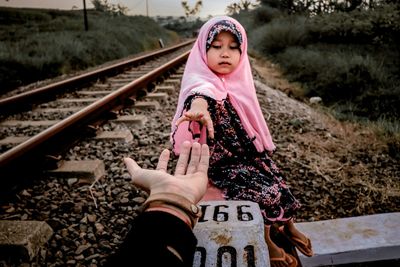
[206, 31, 241, 75]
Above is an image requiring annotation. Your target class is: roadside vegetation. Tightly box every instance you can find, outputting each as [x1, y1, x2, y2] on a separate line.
[230, 0, 399, 156]
[0, 6, 179, 93]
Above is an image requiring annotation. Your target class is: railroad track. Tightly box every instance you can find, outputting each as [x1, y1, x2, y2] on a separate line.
[0, 40, 193, 193]
[1, 40, 196, 265]
[1, 40, 398, 266]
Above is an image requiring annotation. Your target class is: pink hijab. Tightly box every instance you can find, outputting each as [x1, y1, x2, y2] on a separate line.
[171, 16, 275, 154]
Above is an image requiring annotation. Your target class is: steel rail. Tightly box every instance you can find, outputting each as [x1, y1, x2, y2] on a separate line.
[0, 39, 194, 113]
[0, 50, 190, 172]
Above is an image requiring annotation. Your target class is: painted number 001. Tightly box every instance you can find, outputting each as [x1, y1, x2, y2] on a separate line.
[195, 245, 255, 267]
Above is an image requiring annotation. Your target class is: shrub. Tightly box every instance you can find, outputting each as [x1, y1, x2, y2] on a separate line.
[274, 45, 399, 119]
[242, 3, 400, 121]
[307, 3, 400, 46]
[358, 85, 400, 119]
[248, 15, 308, 54]
[276, 46, 389, 101]
[253, 5, 283, 24]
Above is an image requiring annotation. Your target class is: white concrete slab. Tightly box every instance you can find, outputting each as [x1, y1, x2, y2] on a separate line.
[296, 212, 400, 266]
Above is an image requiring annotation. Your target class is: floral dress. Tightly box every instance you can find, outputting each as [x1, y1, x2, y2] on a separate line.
[181, 94, 301, 225]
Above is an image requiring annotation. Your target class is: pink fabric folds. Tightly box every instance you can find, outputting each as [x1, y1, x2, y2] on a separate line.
[171, 16, 275, 154]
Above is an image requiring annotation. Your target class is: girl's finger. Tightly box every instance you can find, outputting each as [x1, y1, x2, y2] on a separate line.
[175, 116, 188, 126]
[207, 121, 214, 139]
[201, 116, 214, 139]
[194, 113, 204, 119]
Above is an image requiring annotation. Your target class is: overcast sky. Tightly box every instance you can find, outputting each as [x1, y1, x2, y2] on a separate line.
[0, 0, 241, 17]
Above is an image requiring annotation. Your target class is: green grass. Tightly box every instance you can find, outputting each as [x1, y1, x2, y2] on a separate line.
[234, 3, 400, 122]
[248, 15, 308, 54]
[234, 3, 400, 148]
[0, 7, 179, 93]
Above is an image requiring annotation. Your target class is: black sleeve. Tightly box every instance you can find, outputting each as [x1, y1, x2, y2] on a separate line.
[185, 93, 215, 110]
[103, 211, 197, 267]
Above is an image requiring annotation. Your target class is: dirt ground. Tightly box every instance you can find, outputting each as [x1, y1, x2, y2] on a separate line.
[251, 57, 400, 222]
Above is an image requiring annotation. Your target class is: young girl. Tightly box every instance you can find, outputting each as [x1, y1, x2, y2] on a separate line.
[171, 16, 313, 267]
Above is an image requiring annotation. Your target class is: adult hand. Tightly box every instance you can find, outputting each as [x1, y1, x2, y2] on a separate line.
[124, 141, 210, 204]
[175, 98, 215, 139]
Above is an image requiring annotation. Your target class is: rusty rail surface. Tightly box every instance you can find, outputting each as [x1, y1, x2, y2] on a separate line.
[0, 39, 194, 114]
[0, 51, 190, 186]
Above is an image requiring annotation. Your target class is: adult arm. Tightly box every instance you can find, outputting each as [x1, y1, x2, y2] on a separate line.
[104, 141, 209, 267]
[104, 211, 196, 267]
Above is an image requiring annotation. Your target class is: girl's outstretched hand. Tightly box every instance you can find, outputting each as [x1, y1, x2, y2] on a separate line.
[175, 98, 215, 139]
